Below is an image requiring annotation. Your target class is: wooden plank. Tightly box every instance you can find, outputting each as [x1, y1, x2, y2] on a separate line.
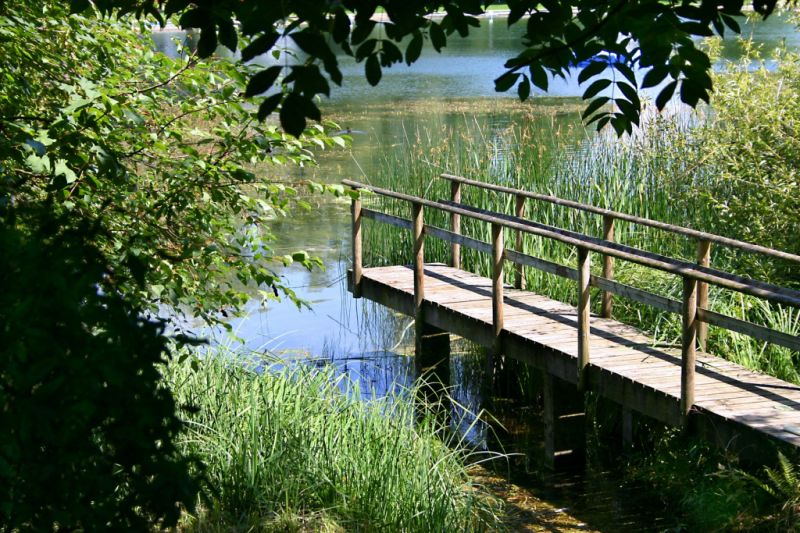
[425, 225, 492, 255]
[697, 308, 800, 352]
[504, 249, 578, 281]
[362, 208, 412, 230]
[592, 276, 682, 314]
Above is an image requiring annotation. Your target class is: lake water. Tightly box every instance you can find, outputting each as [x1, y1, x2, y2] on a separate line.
[154, 12, 799, 530]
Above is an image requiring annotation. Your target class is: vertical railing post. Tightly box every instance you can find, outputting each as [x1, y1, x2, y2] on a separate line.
[491, 223, 505, 354]
[413, 202, 425, 355]
[681, 275, 698, 430]
[351, 193, 363, 298]
[450, 180, 462, 269]
[601, 214, 615, 318]
[577, 246, 591, 391]
[514, 194, 526, 290]
[696, 239, 711, 351]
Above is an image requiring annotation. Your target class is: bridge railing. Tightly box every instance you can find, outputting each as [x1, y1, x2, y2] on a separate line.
[438, 173, 800, 351]
[342, 178, 800, 428]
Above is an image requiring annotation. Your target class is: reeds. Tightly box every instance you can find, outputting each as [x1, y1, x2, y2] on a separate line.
[164, 350, 502, 531]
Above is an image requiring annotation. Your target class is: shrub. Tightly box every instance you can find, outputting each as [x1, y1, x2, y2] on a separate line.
[0, 212, 199, 530]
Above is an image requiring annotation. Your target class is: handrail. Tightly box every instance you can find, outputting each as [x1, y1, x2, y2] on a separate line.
[439, 173, 800, 265]
[342, 179, 800, 309]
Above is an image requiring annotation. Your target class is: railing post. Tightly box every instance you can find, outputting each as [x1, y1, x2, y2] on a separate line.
[351, 193, 362, 298]
[492, 223, 505, 354]
[514, 194, 526, 290]
[696, 239, 711, 351]
[413, 202, 426, 355]
[601, 214, 615, 318]
[450, 180, 461, 269]
[681, 275, 698, 430]
[577, 246, 591, 391]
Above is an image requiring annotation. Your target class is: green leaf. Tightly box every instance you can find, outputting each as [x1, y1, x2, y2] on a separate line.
[406, 32, 423, 65]
[518, 75, 531, 101]
[642, 66, 668, 89]
[680, 79, 706, 107]
[54, 159, 77, 184]
[196, 25, 217, 58]
[577, 59, 606, 84]
[429, 22, 446, 52]
[217, 19, 238, 51]
[582, 78, 611, 100]
[616, 81, 640, 108]
[25, 154, 51, 174]
[241, 32, 280, 62]
[581, 96, 610, 120]
[655, 80, 677, 110]
[495, 71, 520, 92]
[365, 54, 382, 86]
[245, 66, 282, 97]
[257, 93, 283, 121]
[332, 9, 351, 43]
[529, 64, 548, 91]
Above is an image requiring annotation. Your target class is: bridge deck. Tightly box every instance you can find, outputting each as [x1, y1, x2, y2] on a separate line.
[355, 263, 800, 449]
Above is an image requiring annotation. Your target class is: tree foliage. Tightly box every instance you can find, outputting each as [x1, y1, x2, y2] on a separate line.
[1, 1, 347, 325]
[692, 41, 800, 282]
[0, 2, 348, 528]
[0, 210, 200, 530]
[68, 0, 788, 136]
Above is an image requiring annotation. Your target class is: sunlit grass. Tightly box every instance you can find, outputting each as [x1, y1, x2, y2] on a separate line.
[164, 350, 504, 532]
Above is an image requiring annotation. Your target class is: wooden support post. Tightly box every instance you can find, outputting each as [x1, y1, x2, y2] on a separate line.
[415, 323, 451, 426]
[601, 214, 615, 318]
[681, 275, 698, 430]
[492, 223, 505, 356]
[577, 246, 591, 392]
[514, 194, 526, 290]
[622, 406, 634, 451]
[450, 180, 462, 269]
[413, 202, 425, 355]
[543, 372, 586, 470]
[351, 195, 363, 298]
[697, 239, 711, 351]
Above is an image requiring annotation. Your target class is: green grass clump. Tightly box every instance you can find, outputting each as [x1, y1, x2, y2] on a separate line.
[164, 351, 502, 532]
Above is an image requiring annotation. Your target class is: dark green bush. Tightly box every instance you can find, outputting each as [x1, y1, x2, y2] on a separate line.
[0, 213, 199, 530]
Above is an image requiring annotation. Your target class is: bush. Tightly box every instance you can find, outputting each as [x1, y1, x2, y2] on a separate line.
[692, 42, 800, 283]
[0, 213, 199, 530]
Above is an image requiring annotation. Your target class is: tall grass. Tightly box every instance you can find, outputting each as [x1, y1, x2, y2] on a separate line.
[359, 110, 799, 383]
[164, 350, 502, 531]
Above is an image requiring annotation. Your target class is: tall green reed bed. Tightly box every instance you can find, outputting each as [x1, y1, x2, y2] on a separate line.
[359, 109, 798, 383]
[164, 351, 502, 531]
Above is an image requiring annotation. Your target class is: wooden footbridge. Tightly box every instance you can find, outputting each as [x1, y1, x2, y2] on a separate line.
[343, 174, 800, 465]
